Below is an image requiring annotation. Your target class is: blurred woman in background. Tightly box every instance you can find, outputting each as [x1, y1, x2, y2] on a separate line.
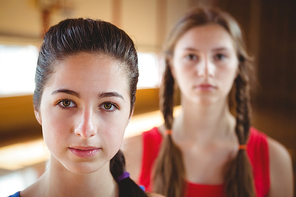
[124, 7, 293, 197]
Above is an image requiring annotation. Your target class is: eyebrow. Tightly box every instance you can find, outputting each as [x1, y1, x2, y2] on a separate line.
[212, 47, 229, 52]
[99, 92, 124, 100]
[52, 89, 80, 98]
[183, 47, 199, 52]
[183, 47, 229, 52]
[51, 89, 124, 100]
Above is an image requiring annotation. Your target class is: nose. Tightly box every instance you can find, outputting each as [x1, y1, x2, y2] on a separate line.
[197, 57, 214, 78]
[74, 109, 96, 139]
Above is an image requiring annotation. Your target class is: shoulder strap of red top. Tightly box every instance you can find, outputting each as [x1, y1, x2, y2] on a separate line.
[138, 127, 162, 191]
[247, 127, 270, 196]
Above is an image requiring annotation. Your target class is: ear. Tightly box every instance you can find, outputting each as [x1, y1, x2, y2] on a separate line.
[34, 109, 42, 125]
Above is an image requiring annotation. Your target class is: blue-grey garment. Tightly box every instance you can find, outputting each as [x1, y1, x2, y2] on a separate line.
[8, 191, 20, 197]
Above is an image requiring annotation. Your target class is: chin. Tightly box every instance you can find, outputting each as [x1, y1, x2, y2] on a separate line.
[196, 99, 215, 105]
[189, 96, 217, 105]
[63, 161, 105, 175]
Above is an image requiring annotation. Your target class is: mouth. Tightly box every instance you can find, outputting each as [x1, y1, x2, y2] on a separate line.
[194, 83, 216, 91]
[68, 146, 101, 158]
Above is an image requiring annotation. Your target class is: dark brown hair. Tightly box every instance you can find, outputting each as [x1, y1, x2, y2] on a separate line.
[153, 7, 255, 197]
[33, 18, 138, 114]
[33, 18, 147, 197]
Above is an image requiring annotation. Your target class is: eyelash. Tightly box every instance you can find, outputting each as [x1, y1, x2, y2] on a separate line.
[99, 102, 118, 112]
[184, 53, 228, 62]
[57, 99, 76, 109]
[56, 99, 119, 113]
[214, 53, 227, 60]
[185, 54, 198, 61]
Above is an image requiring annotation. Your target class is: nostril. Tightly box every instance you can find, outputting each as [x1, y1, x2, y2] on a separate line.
[74, 110, 96, 138]
[74, 123, 96, 139]
[89, 132, 95, 137]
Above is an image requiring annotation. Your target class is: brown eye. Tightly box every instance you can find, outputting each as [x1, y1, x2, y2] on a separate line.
[100, 102, 117, 112]
[104, 103, 112, 109]
[57, 99, 76, 109]
[62, 100, 71, 107]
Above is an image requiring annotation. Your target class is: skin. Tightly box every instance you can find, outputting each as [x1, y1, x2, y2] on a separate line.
[21, 52, 132, 197]
[123, 24, 293, 196]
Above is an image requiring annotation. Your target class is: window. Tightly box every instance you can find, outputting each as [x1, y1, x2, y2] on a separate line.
[0, 47, 161, 97]
[137, 52, 161, 88]
[0, 45, 38, 96]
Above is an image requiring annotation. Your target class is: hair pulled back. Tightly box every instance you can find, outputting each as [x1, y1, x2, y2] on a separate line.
[33, 18, 138, 114]
[33, 18, 146, 197]
[153, 7, 255, 197]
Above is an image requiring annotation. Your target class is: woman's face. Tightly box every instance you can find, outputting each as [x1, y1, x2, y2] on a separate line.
[171, 24, 238, 105]
[35, 52, 131, 174]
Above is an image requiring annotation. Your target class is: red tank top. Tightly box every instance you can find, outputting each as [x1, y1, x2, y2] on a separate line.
[138, 127, 270, 197]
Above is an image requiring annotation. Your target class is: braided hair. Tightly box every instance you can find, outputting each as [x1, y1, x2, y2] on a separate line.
[153, 59, 186, 197]
[111, 150, 148, 197]
[153, 7, 255, 197]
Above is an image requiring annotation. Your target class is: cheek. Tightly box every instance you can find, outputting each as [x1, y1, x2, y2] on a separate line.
[174, 66, 193, 90]
[171, 61, 185, 81]
[41, 111, 70, 151]
[102, 121, 126, 158]
[101, 111, 129, 145]
[218, 64, 238, 88]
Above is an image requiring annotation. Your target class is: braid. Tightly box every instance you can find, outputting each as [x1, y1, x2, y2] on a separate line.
[152, 60, 186, 197]
[224, 67, 256, 197]
[235, 65, 251, 144]
[110, 150, 148, 197]
[151, 6, 257, 196]
[161, 59, 175, 129]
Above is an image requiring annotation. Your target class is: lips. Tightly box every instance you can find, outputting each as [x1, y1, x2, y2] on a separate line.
[68, 146, 101, 158]
[199, 84, 213, 88]
[195, 83, 216, 91]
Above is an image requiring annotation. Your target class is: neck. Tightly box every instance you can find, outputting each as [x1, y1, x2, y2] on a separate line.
[173, 96, 236, 144]
[39, 155, 118, 197]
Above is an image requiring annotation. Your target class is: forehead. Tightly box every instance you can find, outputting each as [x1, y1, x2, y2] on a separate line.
[45, 52, 129, 95]
[175, 24, 235, 51]
[54, 52, 123, 73]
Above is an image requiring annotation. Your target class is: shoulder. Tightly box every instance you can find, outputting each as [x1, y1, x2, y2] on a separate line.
[123, 127, 162, 150]
[247, 127, 269, 158]
[268, 137, 293, 174]
[17, 179, 41, 197]
[268, 137, 292, 165]
[268, 137, 292, 175]
[268, 137, 293, 197]
[122, 134, 143, 181]
[122, 127, 162, 182]
[247, 128, 269, 160]
[123, 134, 143, 153]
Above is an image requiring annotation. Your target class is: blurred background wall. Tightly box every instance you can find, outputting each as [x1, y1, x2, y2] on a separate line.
[0, 0, 295, 195]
